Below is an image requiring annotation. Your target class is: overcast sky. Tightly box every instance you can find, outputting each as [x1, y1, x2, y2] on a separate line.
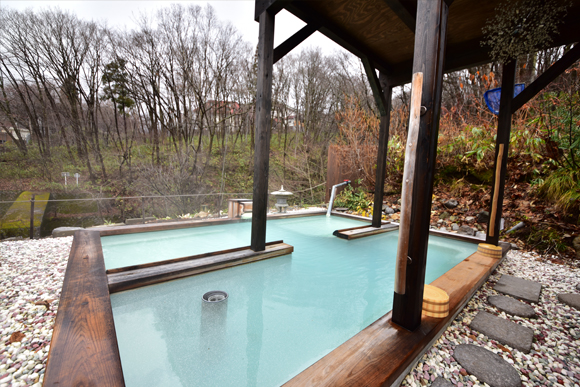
[1, 1, 343, 54]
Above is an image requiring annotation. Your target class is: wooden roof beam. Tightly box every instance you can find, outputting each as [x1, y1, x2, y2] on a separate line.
[512, 43, 580, 113]
[254, 0, 287, 21]
[361, 57, 389, 116]
[284, 2, 394, 77]
[273, 23, 319, 64]
[381, 0, 416, 32]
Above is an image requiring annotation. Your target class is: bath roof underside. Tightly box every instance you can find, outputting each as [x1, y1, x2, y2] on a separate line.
[258, 0, 580, 85]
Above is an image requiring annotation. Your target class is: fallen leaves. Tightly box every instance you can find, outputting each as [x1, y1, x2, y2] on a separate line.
[10, 331, 25, 343]
[496, 343, 512, 355]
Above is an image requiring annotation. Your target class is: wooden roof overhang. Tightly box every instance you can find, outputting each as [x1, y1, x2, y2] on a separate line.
[257, 0, 580, 86]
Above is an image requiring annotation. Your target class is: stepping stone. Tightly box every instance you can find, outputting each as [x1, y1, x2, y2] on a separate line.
[558, 293, 580, 310]
[454, 344, 521, 387]
[494, 274, 542, 303]
[469, 311, 533, 353]
[488, 295, 536, 318]
[431, 377, 453, 387]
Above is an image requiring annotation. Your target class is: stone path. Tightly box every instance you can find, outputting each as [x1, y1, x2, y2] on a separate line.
[441, 274, 544, 386]
[469, 311, 533, 353]
[494, 274, 542, 303]
[450, 275, 544, 386]
[487, 295, 536, 318]
[401, 251, 580, 387]
[557, 293, 580, 310]
[453, 344, 522, 387]
[430, 377, 453, 387]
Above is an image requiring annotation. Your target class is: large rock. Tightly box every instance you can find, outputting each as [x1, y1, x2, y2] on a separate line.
[444, 199, 458, 209]
[457, 225, 475, 236]
[494, 274, 542, 303]
[469, 311, 534, 353]
[382, 204, 395, 214]
[52, 227, 84, 237]
[477, 210, 490, 223]
[488, 295, 536, 318]
[453, 344, 521, 387]
[573, 235, 580, 258]
[558, 293, 580, 310]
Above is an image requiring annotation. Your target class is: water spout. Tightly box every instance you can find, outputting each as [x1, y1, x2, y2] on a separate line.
[326, 180, 350, 216]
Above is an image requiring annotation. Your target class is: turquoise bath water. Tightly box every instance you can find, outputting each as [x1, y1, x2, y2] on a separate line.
[108, 216, 477, 387]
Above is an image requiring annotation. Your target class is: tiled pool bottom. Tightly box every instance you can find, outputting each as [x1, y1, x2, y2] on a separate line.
[108, 216, 478, 387]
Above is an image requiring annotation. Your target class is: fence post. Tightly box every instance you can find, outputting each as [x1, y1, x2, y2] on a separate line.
[141, 197, 145, 221]
[29, 194, 35, 239]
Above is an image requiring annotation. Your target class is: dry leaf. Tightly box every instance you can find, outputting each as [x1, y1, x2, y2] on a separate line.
[10, 331, 25, 343]
[497, 343, 512, 354]
[35, 300, 50, 309]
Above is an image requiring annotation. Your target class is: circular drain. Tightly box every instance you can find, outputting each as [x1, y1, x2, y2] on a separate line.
[202, 290, 228, 303]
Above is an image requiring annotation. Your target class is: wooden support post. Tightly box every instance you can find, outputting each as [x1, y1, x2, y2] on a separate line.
[372, 76, 393, 228]
[361, 58, 393, 228]
[392, 0, 448, 331]
[29, 195, 35, 240]
[251, 9, 275, 252]
[395, 72, 423, 294]
[486, 60, 517, 246]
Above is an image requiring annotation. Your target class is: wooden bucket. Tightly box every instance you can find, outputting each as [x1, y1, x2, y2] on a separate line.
[477, 243, 503, 259]
[423, 284, 449, 318]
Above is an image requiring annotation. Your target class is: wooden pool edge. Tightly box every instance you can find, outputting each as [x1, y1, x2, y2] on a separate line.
[107, 241, 294, 293]
[43, 230, 125, 387]
[97, 210, 328, 236]
[282, 251, 505, 387]
[44, 214, 503, 387]
[333, 223, 398, 239]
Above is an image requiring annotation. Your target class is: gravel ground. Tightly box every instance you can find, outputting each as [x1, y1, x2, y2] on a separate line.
[1, 237, 579, 387]
[401, 251, 580, 387]
[0, 237, 72, 387]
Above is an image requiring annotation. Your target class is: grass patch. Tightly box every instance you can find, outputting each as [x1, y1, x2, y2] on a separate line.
[0, 191, 50, 238]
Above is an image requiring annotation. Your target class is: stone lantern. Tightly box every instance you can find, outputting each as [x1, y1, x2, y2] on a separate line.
[271, 186, 293, 213]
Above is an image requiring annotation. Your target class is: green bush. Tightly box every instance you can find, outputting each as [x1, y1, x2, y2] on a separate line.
[333, 185, 371, 211]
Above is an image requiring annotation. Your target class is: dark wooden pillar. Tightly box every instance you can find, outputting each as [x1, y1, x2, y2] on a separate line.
[392, 0, 448, 331]
[374, 80, 393, 227]
[486, 60, 517, 246]
[362, 58, 393, 228]
[251, 9, 275, 252]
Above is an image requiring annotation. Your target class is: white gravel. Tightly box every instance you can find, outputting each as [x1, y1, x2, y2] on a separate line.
[0, 237, 72, 387]
[1, 237, 579, 387]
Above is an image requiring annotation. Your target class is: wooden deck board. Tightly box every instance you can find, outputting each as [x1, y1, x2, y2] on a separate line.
[333, 223, 397, 239]
[283, 252, 501, 387]
[107, 242, 294, 293]
[44, 230, 125, 387]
